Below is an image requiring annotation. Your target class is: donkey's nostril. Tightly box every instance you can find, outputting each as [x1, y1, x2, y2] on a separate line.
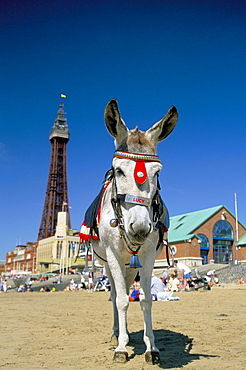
[130, 222, 151, 238]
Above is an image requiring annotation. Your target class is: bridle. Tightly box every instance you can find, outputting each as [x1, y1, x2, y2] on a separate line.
[110, 150, 170, 266]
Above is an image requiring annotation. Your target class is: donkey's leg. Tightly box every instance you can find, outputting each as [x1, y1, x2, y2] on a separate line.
[105, 264, 118, 346]
[106, 249, 129, 362]
[139, 257, 160, 364]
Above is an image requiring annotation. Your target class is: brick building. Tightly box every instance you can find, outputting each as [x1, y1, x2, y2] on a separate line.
[156, 205, 246, 268]
[5, 242, 37, 275]
[0, 261, 5, 275]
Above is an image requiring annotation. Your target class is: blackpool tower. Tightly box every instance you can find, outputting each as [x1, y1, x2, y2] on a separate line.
[38, 101, 71, 240]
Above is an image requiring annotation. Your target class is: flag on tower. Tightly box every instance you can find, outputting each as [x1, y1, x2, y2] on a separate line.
[61, 94, 67, 98]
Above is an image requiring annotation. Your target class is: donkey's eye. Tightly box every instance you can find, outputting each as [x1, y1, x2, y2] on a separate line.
[115, 168, 125, 177]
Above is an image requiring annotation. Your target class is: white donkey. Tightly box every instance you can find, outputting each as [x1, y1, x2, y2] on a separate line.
[80, 99, 178, 364]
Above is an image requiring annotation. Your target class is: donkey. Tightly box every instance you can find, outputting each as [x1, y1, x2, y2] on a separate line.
[80, 99, 178, 363]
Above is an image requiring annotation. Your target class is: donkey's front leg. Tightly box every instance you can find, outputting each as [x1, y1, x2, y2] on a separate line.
[139, 264, 160, 364]
[105, 265, 118, 346]
[106, 249, 129, 363]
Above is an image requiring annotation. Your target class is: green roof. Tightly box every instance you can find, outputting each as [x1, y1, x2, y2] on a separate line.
[238, 234, 246, 246]
[168, 205, 224, 243]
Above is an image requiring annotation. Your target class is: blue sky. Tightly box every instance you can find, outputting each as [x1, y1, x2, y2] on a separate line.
[1, 0, 245, 260]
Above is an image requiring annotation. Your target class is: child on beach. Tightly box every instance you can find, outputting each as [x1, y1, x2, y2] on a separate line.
[237, 277, 245, 284]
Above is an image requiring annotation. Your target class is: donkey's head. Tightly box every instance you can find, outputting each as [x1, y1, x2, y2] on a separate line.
[104, 99, 178, 245]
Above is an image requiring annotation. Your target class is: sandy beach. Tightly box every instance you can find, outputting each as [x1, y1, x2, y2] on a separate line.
[1, 284, 246, 370]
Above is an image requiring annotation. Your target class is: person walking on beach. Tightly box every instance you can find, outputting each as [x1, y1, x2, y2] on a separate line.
[2, 279, 8, 293]
[173, 260, 191, 291]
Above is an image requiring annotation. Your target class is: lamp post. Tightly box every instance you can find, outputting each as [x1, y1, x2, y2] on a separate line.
[234, 193, 239, 263]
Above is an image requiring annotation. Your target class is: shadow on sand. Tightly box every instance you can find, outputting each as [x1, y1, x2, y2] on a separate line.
[127, 329, 217, 368]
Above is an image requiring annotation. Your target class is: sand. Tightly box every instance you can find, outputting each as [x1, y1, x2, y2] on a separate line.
[1, 284, 246, 370]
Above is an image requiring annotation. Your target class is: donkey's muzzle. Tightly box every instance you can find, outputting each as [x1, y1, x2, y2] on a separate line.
[129, 222, 152, 244]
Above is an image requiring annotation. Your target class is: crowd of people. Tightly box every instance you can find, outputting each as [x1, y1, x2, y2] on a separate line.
[62, 272, 95, 292]
[129, 261, 224, 302]
[1, 264, 246, 295]
[0, 271, 96, 293]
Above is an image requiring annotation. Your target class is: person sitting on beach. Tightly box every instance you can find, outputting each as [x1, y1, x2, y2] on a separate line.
[69, 278, 77, 291]
[168, 274, 182, 292]
[2, 280, 8, 293]
[214, 274, 219, 285]
[173, 260, 191, 291]
[204, 274, 218, 287]
[207, 270, 216, 277]
[151, 273, 165, 300]
[150, 273, 178, 301]
[162, 270, 168, 285]
[237, 277, 245, 285]
[129, 289, 140, 301]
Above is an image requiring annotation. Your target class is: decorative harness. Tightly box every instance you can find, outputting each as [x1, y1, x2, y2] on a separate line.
[79, 150, 173, 267]
[111, 151, 166, 262]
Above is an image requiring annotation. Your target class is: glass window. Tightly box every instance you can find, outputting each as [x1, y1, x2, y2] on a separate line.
[198, 233, 209, 265]
[213, 220, 234, 240]
[213, 220, 234, 264]
[197, 234, 209, 249]
[213, 240, 233, 264]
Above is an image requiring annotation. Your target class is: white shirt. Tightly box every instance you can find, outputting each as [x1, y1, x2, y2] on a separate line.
[176, 262, 191, 275]
[151, 276, 164, 295]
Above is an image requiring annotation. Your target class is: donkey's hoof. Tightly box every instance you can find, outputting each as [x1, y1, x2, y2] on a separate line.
[113, 351, 128, 363]
[145, 351, 160, 364]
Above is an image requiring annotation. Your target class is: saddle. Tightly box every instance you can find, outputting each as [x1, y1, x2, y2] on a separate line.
[79, 170, 113, 242]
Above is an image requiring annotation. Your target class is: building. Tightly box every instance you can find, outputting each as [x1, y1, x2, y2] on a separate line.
[0, 261, 5, 275]
[238, 234, 246, 249]
[36, 212, 82, 274]
[38, 102, 71, 240]
[5, 242, 37, 275]
[156, 205, 246, 268]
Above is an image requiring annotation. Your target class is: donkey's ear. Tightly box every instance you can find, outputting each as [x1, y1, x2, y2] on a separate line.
[104, 99, 128, 143]
[146, 106, 178, 145]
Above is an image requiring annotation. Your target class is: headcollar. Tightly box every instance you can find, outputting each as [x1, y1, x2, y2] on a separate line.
[113, 150, 161, 185]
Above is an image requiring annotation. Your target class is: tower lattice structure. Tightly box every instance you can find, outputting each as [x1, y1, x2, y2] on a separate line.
[38, 102, 71, 240]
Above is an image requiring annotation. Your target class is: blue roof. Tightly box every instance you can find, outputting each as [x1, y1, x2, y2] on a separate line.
[168, 205, 224, 243]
